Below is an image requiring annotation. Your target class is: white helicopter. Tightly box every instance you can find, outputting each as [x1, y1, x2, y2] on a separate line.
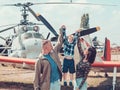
[0, 2, 59, 68]
[0, 1, 117, 69]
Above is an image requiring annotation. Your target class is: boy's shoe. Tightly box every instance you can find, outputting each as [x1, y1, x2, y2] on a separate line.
[69, 82, 73, 87]
[64, 81, 67, 86]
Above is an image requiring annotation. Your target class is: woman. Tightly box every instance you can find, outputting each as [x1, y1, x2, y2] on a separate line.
[74, 45, 97, 90]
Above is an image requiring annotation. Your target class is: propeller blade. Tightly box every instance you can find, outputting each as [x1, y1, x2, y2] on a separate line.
[28, 7, 40, 21]
[72, 27, 100, 37]
[37, 14, 58, 37]
[0, 25, 18, 33]
[80, 27, 99, 36]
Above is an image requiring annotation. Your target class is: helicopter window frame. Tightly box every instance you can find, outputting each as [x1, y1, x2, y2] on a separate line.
[22, 33, 33, 40]
[33, 33, 44, 39]
[21, 32, 44, 40]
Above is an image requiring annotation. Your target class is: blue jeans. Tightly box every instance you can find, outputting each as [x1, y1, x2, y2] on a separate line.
[74, 78, 87, 90]
[50, 80, 60, 90]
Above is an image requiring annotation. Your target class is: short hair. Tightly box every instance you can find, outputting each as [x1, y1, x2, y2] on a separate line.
[42, 40, 51, 48]
[87, 46, 97, 64]
[42, 40, 50, 45]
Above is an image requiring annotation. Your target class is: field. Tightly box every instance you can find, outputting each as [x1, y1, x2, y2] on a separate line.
[0, 51, 120, 90]
[0, 64, 120, 90]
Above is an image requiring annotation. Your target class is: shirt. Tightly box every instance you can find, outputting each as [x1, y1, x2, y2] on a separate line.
[62, 29, 79, 57]
[44, 54, 60, 83]
[76, 60, 91, 89]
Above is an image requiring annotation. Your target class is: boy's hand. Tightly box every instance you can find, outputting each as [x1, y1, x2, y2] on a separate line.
[76, 29, 81, 33]
[60, 25, 66, 30]
[59, 25, 66, 35]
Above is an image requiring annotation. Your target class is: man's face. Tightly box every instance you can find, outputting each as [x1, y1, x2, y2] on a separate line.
[42, 41, 53, 54]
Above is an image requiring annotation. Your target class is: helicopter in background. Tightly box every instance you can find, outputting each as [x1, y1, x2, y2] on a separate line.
[92, 36, 104, 52]
[0, 1, 118, 69]
[0, 1, 117, 58]
[0, 2, 59, 59]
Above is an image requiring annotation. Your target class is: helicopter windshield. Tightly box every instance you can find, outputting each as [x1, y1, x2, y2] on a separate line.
[34, 33, 44, 39]
[22, 32, 44, 40]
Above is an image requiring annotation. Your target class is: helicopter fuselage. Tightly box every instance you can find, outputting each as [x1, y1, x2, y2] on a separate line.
[8, 26, 44, 59]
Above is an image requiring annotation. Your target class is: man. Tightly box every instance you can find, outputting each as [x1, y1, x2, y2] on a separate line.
[33, 27, 64, 90]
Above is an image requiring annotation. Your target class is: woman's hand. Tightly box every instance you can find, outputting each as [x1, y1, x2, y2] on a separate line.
[76, 88, 80, 90]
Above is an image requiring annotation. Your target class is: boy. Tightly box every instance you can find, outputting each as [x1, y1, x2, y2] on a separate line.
[61, 25, 80, 86]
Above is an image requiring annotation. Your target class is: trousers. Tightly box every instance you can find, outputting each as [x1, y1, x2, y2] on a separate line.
[50, 80, 60, 90]
[74, 78, 87, 90]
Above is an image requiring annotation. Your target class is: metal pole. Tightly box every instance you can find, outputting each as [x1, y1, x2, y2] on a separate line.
[113, 67, 117, 90]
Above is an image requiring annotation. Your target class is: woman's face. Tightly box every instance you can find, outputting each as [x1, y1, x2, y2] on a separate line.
[84, 48, 89, 55]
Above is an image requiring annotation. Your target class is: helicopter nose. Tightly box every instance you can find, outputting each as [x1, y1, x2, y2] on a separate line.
[34, 40, 38, 45]
[22, 38, 42, 58]
[23, 38, 42, 50]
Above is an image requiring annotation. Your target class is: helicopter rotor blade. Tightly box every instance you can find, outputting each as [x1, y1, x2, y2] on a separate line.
[0, 24, 18, 28]
[0, 36, 6, 41]
[28, 7, 58, 37]
[0, 24, 18, 33]
[37, 14, 58, 37]
[33, 2, 118, 6]
[1, 2, 118, 7]
[28, 7, 40, 21]
[2, 3, 22, 7]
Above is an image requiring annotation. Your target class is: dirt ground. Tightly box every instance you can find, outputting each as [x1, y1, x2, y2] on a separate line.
[0, 51, 120, 90]
[0, 64, 120, 90]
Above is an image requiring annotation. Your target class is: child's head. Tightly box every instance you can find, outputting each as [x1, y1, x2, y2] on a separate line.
[84, 46, 96, 64]
[68, 34, 74, 43]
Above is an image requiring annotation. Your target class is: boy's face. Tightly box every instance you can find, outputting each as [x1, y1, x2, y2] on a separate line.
[68, 35, 74, 43]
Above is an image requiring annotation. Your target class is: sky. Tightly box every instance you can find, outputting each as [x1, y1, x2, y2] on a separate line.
[0, 0, 120, 46]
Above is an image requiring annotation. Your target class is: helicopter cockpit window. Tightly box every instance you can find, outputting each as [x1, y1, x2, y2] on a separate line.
[22, 32, 44, 40]
[22, 33, 32, 39]
[33, 33, 44, 39]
